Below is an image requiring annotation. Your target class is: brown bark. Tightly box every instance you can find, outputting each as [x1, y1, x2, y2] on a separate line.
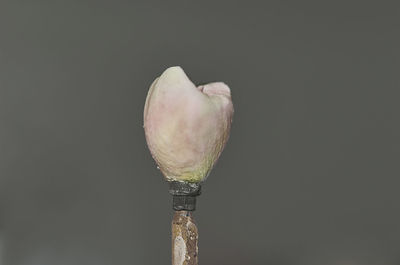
[172, 211, 198, 265]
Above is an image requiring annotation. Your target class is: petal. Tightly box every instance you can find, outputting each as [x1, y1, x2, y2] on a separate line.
[143, 77, 159, 123]
[201, 82, 231, 98]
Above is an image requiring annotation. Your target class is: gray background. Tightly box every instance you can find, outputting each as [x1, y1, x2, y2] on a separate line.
[0, 1, 399, 265]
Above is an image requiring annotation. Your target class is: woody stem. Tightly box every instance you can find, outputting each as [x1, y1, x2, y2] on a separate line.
[172, 211, 198, 265]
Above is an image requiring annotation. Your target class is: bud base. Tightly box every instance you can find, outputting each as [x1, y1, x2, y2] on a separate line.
[168, 181, 201, 211]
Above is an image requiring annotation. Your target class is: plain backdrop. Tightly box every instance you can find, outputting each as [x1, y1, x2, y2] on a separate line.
[1, 1, 399, 265]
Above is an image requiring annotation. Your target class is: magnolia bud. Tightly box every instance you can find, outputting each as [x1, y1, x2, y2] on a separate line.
[144, 66, 233, 183]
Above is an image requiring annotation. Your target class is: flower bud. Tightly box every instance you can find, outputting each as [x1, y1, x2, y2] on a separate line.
[144, 66, 233, 183]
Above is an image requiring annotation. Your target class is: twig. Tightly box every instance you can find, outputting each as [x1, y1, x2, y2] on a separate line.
[172, 211, 198, 265]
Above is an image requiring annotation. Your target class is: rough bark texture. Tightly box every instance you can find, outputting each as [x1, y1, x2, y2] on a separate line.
[172, 211, 198, 265]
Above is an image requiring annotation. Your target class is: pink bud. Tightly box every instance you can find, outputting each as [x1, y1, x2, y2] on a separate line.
[144, 66, 234, 183]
